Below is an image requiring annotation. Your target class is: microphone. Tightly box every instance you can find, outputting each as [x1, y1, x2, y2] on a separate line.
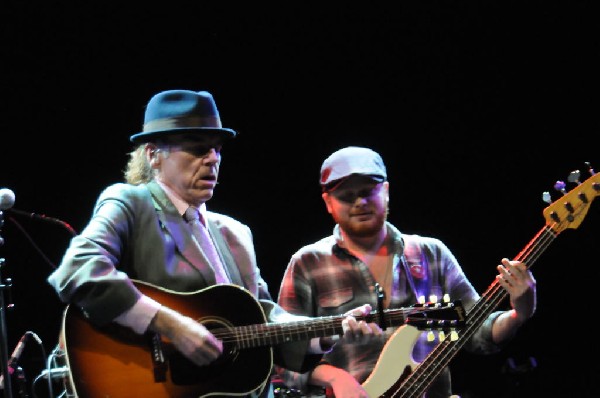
[0, 188, 15, 210]
[0, 333, 29, 388]
[0, 188, 77, 235]
[7, 333, 29, 375]
[0, 331, 41, 394]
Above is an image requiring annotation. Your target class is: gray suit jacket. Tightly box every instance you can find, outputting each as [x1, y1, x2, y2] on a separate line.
[48, 180, 319, 375]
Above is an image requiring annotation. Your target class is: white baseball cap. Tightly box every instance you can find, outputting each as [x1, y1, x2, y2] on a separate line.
[319, 146, 387, 192]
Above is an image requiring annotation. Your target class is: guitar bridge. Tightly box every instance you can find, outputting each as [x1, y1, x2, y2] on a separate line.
[149, 332, 168, 382]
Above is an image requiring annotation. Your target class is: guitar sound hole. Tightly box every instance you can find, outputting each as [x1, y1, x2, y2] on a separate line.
[169, 319, 239, 386]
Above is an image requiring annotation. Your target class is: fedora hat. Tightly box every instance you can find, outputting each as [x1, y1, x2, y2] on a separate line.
[129, 90, 237, 143]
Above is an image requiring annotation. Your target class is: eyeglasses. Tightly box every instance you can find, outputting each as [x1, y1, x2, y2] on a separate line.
[159, 140, 223, 158]
[177, 143, 222, 157]
[330, 183, 383, 203]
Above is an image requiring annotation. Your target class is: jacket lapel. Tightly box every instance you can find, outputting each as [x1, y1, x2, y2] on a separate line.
[147, 181, 216, 284]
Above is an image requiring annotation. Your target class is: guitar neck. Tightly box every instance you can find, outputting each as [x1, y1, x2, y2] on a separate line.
[214, 308, 411, 349]
[392, 223, 555, 397]
[213, 301, 465, 350]
[388, 172, 600, 398]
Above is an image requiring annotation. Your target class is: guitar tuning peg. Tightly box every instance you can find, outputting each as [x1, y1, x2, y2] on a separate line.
[450, 330, 459, 341]
[542, 191, 552, 204]
[585, 161, 596, 176]
[427, 330, 435, 342]
[554, 180, 567, 195]
[438, 330, 446, 341]
[568, 170, 581, 185]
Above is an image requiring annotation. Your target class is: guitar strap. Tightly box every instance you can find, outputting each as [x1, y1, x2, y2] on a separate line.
[401, 234, 439, 304]
[401, 234, 446, 364]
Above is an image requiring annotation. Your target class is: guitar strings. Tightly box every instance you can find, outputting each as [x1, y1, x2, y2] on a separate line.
[210, 310, 411, 345]
[381, 179, 598, 397]
[209, 306, 445, 347]
[389, 223, 557, 398]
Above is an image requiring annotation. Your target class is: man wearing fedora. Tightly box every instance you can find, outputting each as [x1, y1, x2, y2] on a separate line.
[47, 90, 382, 398]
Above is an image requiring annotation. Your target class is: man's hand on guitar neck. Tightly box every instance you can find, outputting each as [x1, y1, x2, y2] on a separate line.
[317, 304, 384, 353]
[341, 304, 384, 343]
[308, 304, 384, 398]
[492, 258, 537, 343]
[149, 305, 223, 366]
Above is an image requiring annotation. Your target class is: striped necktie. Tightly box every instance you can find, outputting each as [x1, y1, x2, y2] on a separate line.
[184, 206, 230, 284]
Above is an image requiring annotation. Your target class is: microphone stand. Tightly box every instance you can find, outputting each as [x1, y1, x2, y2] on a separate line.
[0, 211, 13, 398]
[7, 209, 77, 237]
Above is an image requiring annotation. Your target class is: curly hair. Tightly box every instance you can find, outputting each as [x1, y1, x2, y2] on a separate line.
[124, 145, 153, 185]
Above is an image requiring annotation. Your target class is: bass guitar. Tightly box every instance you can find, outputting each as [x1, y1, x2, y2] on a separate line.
[362, 168, 600, 397]
[59, 280, 465, 397]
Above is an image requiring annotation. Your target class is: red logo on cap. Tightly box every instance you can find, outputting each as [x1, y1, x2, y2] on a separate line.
[321, 168, 332, 184]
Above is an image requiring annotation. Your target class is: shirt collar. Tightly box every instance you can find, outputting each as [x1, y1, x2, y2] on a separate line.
[333, 221, 404, 253]
[155, 179, 208, 221]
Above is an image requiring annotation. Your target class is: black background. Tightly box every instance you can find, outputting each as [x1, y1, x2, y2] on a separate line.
[1, 2, 599, 397]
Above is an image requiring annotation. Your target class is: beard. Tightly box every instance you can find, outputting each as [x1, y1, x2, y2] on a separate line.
[336, 208, 388, 238]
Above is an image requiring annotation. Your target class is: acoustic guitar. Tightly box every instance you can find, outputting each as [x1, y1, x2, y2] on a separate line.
[59, 280, 465, 397]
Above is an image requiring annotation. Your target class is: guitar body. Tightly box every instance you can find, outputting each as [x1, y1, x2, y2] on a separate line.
[362, 325, 420, 397]
[323, 300, 465, 397]
[60, 282, 273, 398]
[323, 325, 426, 398]
[58, 281, 464, 397]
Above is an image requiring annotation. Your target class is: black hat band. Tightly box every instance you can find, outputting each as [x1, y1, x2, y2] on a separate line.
[143, 115, 222, 132]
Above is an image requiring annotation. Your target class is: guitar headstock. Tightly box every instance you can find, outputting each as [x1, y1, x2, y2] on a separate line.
[406, 300, 466, 338]
[543, 167, 600, 234]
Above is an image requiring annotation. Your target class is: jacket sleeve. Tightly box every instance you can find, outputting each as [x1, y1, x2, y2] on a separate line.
[47, 183, 147, 325]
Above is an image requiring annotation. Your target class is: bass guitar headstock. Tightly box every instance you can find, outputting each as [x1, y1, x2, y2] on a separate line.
[542, 163, 600, 234]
